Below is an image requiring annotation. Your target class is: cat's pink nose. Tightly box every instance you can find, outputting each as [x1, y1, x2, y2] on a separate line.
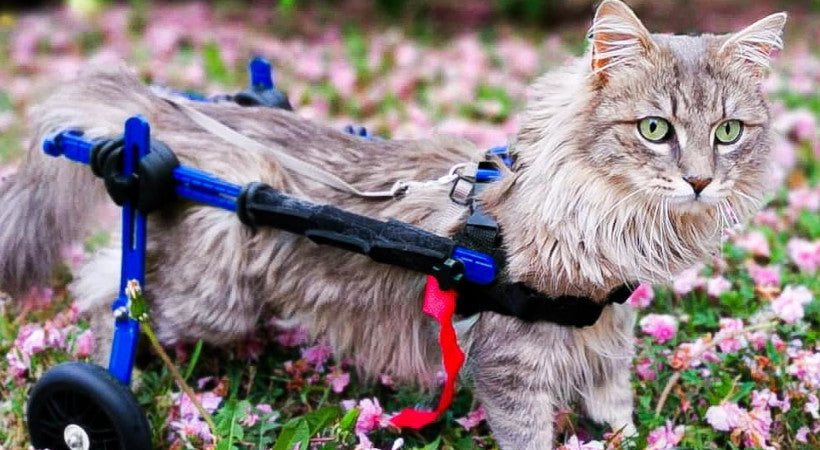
[683, 176, 712, 195]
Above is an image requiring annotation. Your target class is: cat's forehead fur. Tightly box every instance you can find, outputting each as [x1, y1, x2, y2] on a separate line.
[599, 32, 769, 125]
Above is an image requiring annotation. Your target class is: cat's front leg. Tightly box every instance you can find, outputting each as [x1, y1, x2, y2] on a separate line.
[580, 355, 637, 439]
[469, 315, 557, 450]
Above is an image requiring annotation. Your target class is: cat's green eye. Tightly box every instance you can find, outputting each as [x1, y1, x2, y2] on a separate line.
[715, 120, 743, 145]
[638, 117, 671, 143]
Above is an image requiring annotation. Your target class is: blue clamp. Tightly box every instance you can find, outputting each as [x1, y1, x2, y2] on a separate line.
[343, 124, 378, 140]
[453, 247, 496, 285]
[43, 129, 93, 164]
[249, 57, 274, 91]
[487, 145, 513, 167]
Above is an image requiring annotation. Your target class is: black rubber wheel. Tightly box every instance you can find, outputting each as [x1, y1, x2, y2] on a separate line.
[26, 362, 152, 450]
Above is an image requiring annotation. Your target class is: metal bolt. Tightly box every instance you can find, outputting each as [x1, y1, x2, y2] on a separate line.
[113, 306, 129, 320]
[64, 424, 90, 450]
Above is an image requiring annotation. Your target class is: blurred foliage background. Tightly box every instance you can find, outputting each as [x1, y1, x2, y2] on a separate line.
[2, 1, 820, 449]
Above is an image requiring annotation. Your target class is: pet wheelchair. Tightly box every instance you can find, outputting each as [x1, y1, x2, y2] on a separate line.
[24, 58, 503, 450]
[24, 57, 632, 449]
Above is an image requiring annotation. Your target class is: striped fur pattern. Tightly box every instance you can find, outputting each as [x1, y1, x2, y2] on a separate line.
[0, 1, 784, 447]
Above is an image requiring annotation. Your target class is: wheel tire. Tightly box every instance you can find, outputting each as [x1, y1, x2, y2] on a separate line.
[26, 362, 152, 450]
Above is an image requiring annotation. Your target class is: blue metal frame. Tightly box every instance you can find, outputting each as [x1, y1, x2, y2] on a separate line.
[43, 121, 243, 386]
[107, 117, 150, 385]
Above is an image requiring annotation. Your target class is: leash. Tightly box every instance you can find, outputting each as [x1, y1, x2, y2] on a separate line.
[163, 97, 450, 199]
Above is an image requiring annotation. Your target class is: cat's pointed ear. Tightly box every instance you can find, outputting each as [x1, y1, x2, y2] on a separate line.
[589, 0, 656, 80]
[719, 12, 787, 76]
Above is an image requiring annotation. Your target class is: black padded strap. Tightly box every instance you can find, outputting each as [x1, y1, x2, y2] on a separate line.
[455, 279, 635, 327]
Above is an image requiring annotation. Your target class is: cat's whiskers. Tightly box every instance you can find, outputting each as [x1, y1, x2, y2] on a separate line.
[652, 199, 673, 280]
[730, 189, 763, 209]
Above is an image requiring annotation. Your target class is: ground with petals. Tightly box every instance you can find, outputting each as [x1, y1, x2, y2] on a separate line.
[2, 3, 820, 449]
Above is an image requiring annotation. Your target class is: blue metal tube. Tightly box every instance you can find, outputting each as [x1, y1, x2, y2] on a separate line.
[108, 116, 151, 386]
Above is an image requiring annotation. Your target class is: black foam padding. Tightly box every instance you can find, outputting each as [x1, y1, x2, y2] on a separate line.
[237, 182, 456, 275]
[234, 88, 293, 111]
[88, 137, 180, 213]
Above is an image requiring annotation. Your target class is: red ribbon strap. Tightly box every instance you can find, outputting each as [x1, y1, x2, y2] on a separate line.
[389, 275, 465, 429]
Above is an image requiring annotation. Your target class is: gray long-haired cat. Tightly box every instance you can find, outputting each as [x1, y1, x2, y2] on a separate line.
[0, 1, 786, 448]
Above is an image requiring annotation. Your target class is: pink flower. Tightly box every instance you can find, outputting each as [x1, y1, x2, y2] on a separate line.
[806, 394, 819, 419]
[771, 285, 813, 324]
[787, 238, 820, 273]
[73, 329, 94, 358]
[329, 59, 357, 97]
[788, 187, 820, 212]
[256, 403, 273, 414]
[6, 349, 29, 381]
[169, 417, 213, 443]
[394, 42, 419, 68]
[742, 407, 773, 448]
[17, 324, 46, 356]
[326, 368, 350, 393]
[301, 342, 333, 371]
[733, 231, 770, 257]
[787, 351, 820, 388]
[498, 38, 540, 77]
[636, 358, 657, 381]
[294, 48, 325, 82]
[751, 389, 790, 413]
[379, 373, 394, 387]
[557, 435, 605, 450]
[61, 242, 86, 272]
[354, 398, 385, 434]
[706, 276, 732, 298]
[796, 426, 810, 443]
[646, 421, 684, 450]
[44, 322, 66, 349]
[715, 318, 747, 353]
[355, 433, 375, 450]
[705, 402, 745, 431]
[746, 263, 780, 288]
[639, 314, 678, 344]
[23, 286, 54, 309]
[748, 331, 772, 351]
[197, 377, 214, 390]
[177, 391, 222, 420]
[240, 411, 260, 427]
[671, 338, 719, 368]
[627, 283, 654, 308]
[753, 209, 784, 231]
[791, 110, 817, 141]
[672, 267, 704, 296]
[455, 406, 485, 431]
[272, 322, 309, 347]
[772, 138, 796, 169]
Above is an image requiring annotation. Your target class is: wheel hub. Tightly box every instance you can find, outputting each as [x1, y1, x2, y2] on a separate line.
[63, 423, 90, 450]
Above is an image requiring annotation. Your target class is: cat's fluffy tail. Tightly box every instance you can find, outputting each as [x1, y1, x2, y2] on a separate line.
[0, 65, 159, 299]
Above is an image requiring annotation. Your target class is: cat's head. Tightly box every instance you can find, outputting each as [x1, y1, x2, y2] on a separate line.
[576, 0, 786, 216]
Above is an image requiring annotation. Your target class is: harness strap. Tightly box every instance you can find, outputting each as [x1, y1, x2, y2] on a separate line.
[389, 276, 464, 430]
[163, 98, 409, 199]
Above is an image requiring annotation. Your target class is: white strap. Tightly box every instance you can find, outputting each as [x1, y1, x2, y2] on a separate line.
[164, 97, 408, 198]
